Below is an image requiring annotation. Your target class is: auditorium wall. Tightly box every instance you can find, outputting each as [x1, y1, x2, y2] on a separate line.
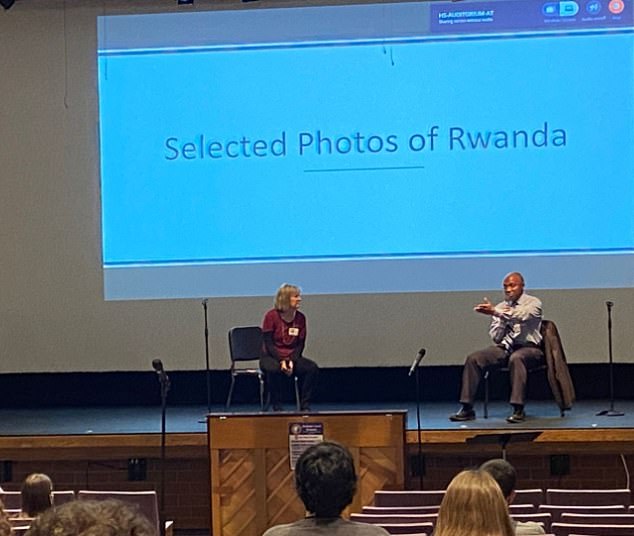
[0, 0, 632, 379]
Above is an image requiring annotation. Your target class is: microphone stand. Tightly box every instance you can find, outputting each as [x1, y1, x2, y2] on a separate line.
[154, 365, 171, 536]
[413, 363, 424, 490]
[597, 301, 624, 417]
[202, 299, 212, 414]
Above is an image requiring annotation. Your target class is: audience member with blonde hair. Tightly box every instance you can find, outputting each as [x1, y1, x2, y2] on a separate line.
[434, 469, 515, 536]
[20, 473, 53, 518]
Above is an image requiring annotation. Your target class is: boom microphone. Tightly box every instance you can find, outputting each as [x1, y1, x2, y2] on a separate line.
[408, 348, 427, 377]
[152, 358, 164, 373]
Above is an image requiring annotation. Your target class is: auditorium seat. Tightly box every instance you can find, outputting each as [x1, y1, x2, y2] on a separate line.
[350, 513, 438, 525]
[551, 522, 634, 536]
[78, 490, 173, 536]
[362, 505, 440, 515]
[515, 488, 545, 506]
[539, 505, 627, 523]
[0, 491, 21, 510]
[546, 489, 631, 506]
[1, 489, 75, 510]
[373, 490, 445, 507]
[560, 513, 634, 525]
[53, 490, 76, 505]
[376, 522, 434, 535]
[510, 503, 539, 514]
[511, 512, 552, 531]
[9, 517, 33, 528]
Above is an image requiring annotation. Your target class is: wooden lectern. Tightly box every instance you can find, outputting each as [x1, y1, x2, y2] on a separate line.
[208, 410, 406, 536]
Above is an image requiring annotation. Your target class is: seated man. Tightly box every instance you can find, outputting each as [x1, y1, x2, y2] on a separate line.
[450, 272, 544, 424]
[263, 441, 389, 535]
[480, 458, 545, 535]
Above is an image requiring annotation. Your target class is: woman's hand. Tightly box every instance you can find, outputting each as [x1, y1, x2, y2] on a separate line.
[281, 359, 294, 376]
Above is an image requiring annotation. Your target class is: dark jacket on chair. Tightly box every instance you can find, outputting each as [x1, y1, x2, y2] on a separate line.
[541, 320, 576, 412]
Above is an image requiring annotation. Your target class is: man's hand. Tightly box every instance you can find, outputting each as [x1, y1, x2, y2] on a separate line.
[281, 359, 294, 376]
[474, 297, 497, 316]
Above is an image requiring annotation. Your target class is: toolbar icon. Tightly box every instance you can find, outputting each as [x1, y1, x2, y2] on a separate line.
[542, 1, 580, 16]
[586, 0, 602, 13]
[608, 0, 624, 13]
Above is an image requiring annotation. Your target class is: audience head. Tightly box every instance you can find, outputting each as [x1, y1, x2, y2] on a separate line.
[480, 458, 517, 503]
[294, 441, 357, 518]
[21, 473, 53, 517]
[435, 469, 515, 536]
[274, 283, 302, 312]
[25, 498, 156, 536]
[0, 500, 12, 536]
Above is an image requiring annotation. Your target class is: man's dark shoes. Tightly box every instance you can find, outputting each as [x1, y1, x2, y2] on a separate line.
[506, 409, 526, 423]
[449, 408, 476, 422]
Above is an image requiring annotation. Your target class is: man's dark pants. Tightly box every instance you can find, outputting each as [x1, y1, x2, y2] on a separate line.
[459, 345, 545, 406]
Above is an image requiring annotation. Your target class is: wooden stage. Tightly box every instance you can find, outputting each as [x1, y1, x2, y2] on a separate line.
[1, 400, 634, 456]
[1, 400, 633, 533]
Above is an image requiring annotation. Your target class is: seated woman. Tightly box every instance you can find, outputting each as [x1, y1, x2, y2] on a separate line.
[434, 469, 515, 536]
[261, 284, 319, 411]
[20, 473, 53, 519]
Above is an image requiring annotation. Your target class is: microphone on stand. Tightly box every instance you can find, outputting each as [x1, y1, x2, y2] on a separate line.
[152, 358, 171, 390]
[408, 348, 426, 377]
[151, 358, 169, 536]
[597, 300, 623, 417]
[408, 347, 427, 490]
[200, 299, 212, 414]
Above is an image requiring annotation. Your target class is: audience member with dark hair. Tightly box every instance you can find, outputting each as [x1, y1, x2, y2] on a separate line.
[434, 469, 515, 536]
[480, 459, 545, 535]
[263, 441, 389, 535]
[21, 473, 53, 518]
[25, 498, 156, 536]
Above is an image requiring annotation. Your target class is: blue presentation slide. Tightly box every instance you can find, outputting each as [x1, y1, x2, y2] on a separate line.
[97, 0, 634, 299]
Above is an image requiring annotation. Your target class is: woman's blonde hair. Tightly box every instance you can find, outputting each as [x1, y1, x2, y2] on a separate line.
[274, 283, 301, 311]
[434, 469, 515, 536]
